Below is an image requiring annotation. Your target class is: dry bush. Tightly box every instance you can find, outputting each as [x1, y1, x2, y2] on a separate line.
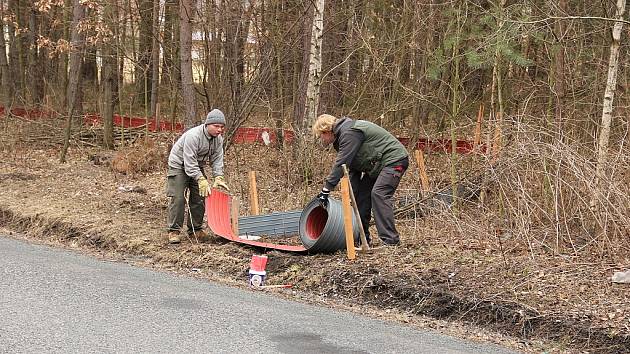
[0, 115, 66, 152]
[476, 119, 630, 260]
[111, 138, 167, 175]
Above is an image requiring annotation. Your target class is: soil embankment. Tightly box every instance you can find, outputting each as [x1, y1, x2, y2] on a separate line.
[0, 140, 628, 354]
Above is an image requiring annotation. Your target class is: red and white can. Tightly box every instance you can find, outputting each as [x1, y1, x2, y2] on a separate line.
[248, 254, 268, 287]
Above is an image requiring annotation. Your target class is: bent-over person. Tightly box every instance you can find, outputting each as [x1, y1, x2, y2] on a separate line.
[165, 109, 230, 244]
[313, 114, 409, 246]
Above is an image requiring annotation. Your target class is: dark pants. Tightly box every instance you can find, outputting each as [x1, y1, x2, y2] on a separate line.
[350, 158, 408, 245]
[166, 167, 205, 233]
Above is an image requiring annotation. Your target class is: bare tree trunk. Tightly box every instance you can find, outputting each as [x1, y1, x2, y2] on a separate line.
[57, 0, 71, 105]
[8, 0, 25, 102]
[162, 0, 180, 127]
[114, 0, 124, 121]
[200, 0, 213, 110]
[150, 0, 160, 117]
[161, 0, 179, 92]
[37, 8, 53, 106]
[412, 0, 435, 128]
[59, 0, 86, 163]
[179, 0, 196, 128]
[82, 49, 98, 85]
[319, 1, 346, 112]
[137, 0, 153, 111]
[303, 0, 324, 132]
[342, 0, 364, 110]
[590, 0, 626, 210]
[448, 3, 463, 215]
[221, 0, 253, 124]
[552, 0, 567, 141]
[0, 0, 14, 106]
[27, 7, 44, 104]
[292, 4, 311, 133]
[100, 1, 116, 149]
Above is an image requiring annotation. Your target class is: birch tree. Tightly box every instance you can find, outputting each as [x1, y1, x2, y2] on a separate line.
[303, 0, 324, 132]
[590, 0, 627, 210]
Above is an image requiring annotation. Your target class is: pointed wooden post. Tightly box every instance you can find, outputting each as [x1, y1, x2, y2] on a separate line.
[230, 196, 240, 239]
[492, 110, 503, 162]
[341, 164, 369, 251]
[155, 103, 160, 132]
[474, 103, 484, 151]
[414, 150, 430, 194]
[340, 176, 356, 260]
[248, 170, 260, 215]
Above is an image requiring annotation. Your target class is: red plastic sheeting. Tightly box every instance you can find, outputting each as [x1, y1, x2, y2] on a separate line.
[397, 137, 482, 154]
[0, 105, 483, 153]
[83, 113, 184, 132]
[205, 189, 307, 252]
[84, 114, 297, 143]
[232, 127, 296, 144]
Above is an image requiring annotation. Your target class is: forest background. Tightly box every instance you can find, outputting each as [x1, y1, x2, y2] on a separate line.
[0, 0, 628, 351]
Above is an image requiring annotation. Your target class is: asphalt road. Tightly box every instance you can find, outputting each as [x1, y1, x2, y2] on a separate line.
[0, 236, 518, 353]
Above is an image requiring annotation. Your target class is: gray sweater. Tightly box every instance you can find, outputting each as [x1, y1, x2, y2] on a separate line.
[168, 124, 224, 180]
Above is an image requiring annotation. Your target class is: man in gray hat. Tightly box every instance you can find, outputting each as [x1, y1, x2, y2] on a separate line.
[165, 108, 230, 244]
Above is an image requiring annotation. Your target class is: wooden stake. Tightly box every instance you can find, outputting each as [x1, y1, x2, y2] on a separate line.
[474, 103, 484, 150]
[480, 129, 493, 204]
[230, 196, 239, 239]
[340, 176, 356, 260]
[155, 102, 160, 132]
[341, 164, 369, 252]
[492, 110, 503, 162]
[248, 170, 260, 215]
[414, 150, 430, 194]
[257, 284, 292, 289]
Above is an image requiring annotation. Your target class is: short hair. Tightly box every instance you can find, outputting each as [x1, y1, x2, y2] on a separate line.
[312, 114, 337, 136]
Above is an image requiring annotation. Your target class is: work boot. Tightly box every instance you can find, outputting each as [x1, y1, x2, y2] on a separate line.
[168, 231, 181, 244]
[189, 229, 211, 243]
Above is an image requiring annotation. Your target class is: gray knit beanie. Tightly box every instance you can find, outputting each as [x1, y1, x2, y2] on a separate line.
[205, 109, 226, 125]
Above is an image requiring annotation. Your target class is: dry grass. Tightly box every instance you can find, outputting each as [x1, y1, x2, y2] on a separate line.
[111, 139, 168, 175]
[0, 115, 629, 353]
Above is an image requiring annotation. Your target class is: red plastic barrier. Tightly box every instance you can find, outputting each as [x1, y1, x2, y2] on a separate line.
[232, 127, 295, 144]
[84, 113, 183, 132]
[0, 105, 483, 153]
[397, 137, 482, 154]
[205, 189, 307, 252]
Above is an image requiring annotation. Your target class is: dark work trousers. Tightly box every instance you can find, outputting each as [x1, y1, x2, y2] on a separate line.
[350, 158, 408, 245]
[166, 167, 205, 234]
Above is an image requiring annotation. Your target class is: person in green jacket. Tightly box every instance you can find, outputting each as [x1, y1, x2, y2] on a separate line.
[312, 114, 409, 246]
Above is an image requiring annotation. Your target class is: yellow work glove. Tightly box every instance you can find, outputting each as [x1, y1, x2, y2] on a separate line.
[212, 176, 230, 191]
[197, 176, 210, 197]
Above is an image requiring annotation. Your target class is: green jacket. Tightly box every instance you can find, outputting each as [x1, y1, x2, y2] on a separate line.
[324, 117, 408, 190]
[351, 120, 408, 177]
